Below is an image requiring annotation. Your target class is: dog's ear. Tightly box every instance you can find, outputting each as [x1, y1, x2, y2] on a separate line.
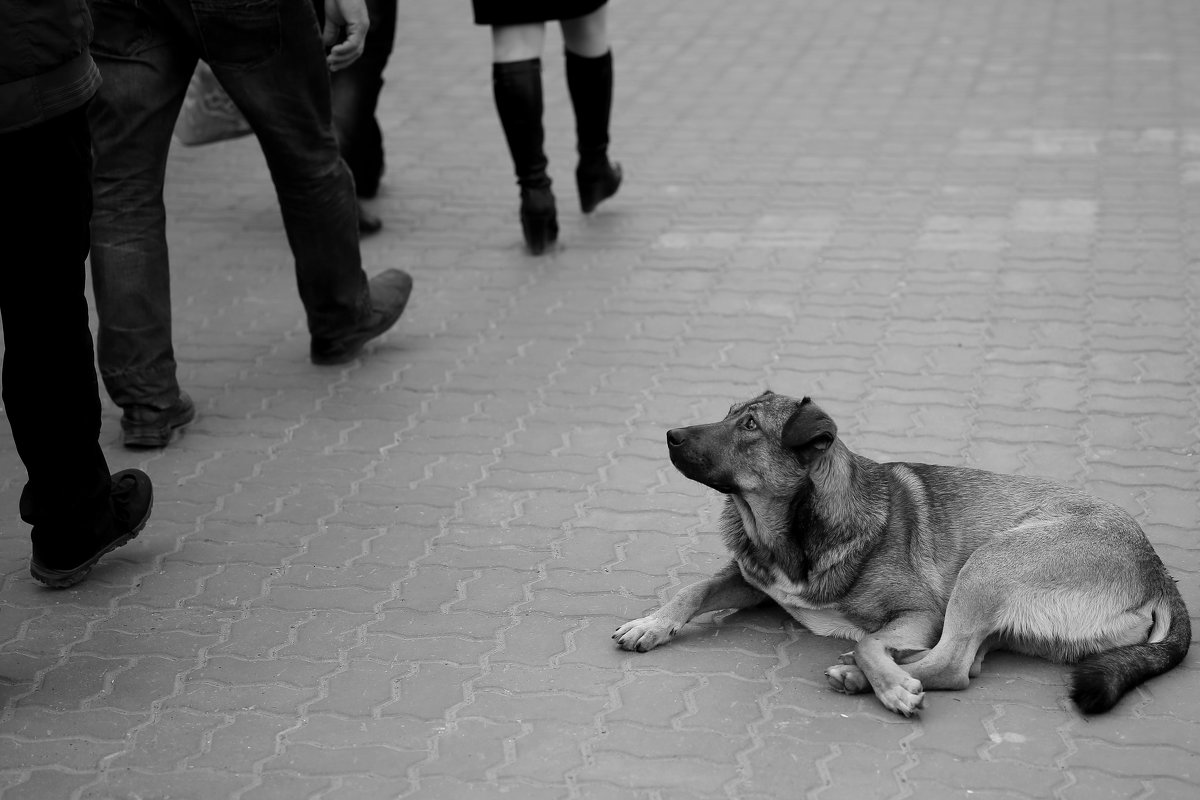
[781, 398, 837, 464]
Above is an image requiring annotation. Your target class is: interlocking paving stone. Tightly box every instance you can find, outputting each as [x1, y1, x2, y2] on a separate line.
[2, 0, 1200, 797]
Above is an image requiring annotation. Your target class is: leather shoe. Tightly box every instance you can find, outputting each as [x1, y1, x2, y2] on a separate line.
[576, 159, 622, 214]
[30, 468, 153, 588]
[122, 391, 196, 449]
[520, 186, 558, 255]
[310, 269, 413, 365]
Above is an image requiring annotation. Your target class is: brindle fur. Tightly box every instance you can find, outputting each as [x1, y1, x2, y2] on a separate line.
[613, 391, 1191, 716]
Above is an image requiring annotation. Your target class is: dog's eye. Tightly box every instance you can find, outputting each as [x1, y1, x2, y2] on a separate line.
[742, 416, 758, 431]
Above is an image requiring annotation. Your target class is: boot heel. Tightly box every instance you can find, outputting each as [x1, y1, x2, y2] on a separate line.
[520, 187, 558, 255]
[576, 160, 622, 214]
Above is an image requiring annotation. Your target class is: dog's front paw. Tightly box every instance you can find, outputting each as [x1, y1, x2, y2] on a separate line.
[877, 677, 925, 717]
[825, 663, 870, 694]
[613, 615, 678, 652]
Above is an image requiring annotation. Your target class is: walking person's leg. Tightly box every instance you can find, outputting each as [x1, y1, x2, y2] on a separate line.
[88, 0, 198, 447]
[562, 6, 622, 214]
[332, 0, 398, 234]
[490, 23, 558, 254]
[196, 0, 411, 365]
[0, 104, 153, 587]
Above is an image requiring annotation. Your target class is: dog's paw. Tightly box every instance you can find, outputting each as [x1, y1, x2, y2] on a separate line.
[613, 615, 678, 652]
[838, 651, 857, 666]
[825, 663, 871, 694]
[877, 677, 925, 717]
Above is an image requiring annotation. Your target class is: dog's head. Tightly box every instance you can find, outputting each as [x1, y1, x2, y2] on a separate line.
[666, 390, 837, 495]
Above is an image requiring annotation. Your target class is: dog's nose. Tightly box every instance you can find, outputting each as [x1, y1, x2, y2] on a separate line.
[666, 428, 686, 448]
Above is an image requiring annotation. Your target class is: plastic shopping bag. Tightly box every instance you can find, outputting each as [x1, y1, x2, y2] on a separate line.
[174, 62, 252, 146]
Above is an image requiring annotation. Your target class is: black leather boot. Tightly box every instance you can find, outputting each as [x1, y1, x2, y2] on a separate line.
[493, 58, 558, 254]
[566, 49, 622, 214]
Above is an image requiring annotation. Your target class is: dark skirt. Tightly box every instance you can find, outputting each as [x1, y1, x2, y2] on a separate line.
[473, 1, 607, 26]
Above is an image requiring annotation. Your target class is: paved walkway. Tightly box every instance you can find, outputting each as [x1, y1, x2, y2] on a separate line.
[2, 0, 1199, 797]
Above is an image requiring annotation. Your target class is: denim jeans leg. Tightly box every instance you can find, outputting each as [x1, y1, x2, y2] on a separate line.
[331, 0, 398, 198]
[196, 0, 368, 340]
[89, 0, 196, 410]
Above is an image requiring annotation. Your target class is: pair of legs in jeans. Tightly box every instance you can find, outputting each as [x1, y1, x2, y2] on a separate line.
[89, 0, 411, 447]
[332, 0, 397, 234]
[490, 6, 623, 254]
[0, 104, 153, 587]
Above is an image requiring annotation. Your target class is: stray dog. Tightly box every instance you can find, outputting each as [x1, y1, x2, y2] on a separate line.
[614, 391, 1191, 715]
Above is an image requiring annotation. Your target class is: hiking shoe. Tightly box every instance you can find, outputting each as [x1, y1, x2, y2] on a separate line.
[121, 391, 195, 449]
[310, 269, 413, 365]
[30, 468, 153, 588]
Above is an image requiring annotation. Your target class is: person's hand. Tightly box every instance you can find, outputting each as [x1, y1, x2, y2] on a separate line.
[323, 0, 370, 71]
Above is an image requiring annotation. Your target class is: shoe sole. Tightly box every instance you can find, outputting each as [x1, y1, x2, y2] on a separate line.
[29, 489, 154, 589]
[122, 404, 196, 449]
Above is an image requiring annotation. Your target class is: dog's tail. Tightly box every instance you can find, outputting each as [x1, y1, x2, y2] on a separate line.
[1069, 584, 1192, 714]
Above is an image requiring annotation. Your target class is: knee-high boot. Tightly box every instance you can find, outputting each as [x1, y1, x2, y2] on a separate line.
[492, 58, 558, 254]
[566, 49, 622, 213]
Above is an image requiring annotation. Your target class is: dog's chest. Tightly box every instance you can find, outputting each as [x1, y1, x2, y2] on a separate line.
[738, 560, 867, 641]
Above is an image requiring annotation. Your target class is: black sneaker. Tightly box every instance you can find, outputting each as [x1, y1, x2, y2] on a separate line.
[122, 391, 195, 449]
[310, 269, 413, 365]
[30, 468, 153, 588]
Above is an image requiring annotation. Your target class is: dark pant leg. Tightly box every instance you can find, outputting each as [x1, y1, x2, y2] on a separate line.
[191, 0, 368, 339]
[331, 0, 398, 198]
[89, 0, 196, 410]
[0, 105, 113, 540]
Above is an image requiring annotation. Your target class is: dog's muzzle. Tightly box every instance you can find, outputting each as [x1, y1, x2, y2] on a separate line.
[666, 428, 687, 449]
[666, 426, 735, 493]
[666, 427, 696, 473]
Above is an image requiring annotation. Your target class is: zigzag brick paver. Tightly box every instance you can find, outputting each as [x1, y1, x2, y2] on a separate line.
[2, 0, 1200, 797]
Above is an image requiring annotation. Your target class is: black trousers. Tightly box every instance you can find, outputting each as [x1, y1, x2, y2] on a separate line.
[0, 104, 114, 539]
[331, 0, 398, 198]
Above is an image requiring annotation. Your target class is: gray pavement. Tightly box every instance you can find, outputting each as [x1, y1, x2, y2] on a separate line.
[2, 0, 1199, 797]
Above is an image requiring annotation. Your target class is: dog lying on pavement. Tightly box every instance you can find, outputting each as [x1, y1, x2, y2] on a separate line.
[613, 391, 1191, 716]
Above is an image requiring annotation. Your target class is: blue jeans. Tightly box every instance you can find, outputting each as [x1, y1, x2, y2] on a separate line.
[89, 0, 369, 410]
